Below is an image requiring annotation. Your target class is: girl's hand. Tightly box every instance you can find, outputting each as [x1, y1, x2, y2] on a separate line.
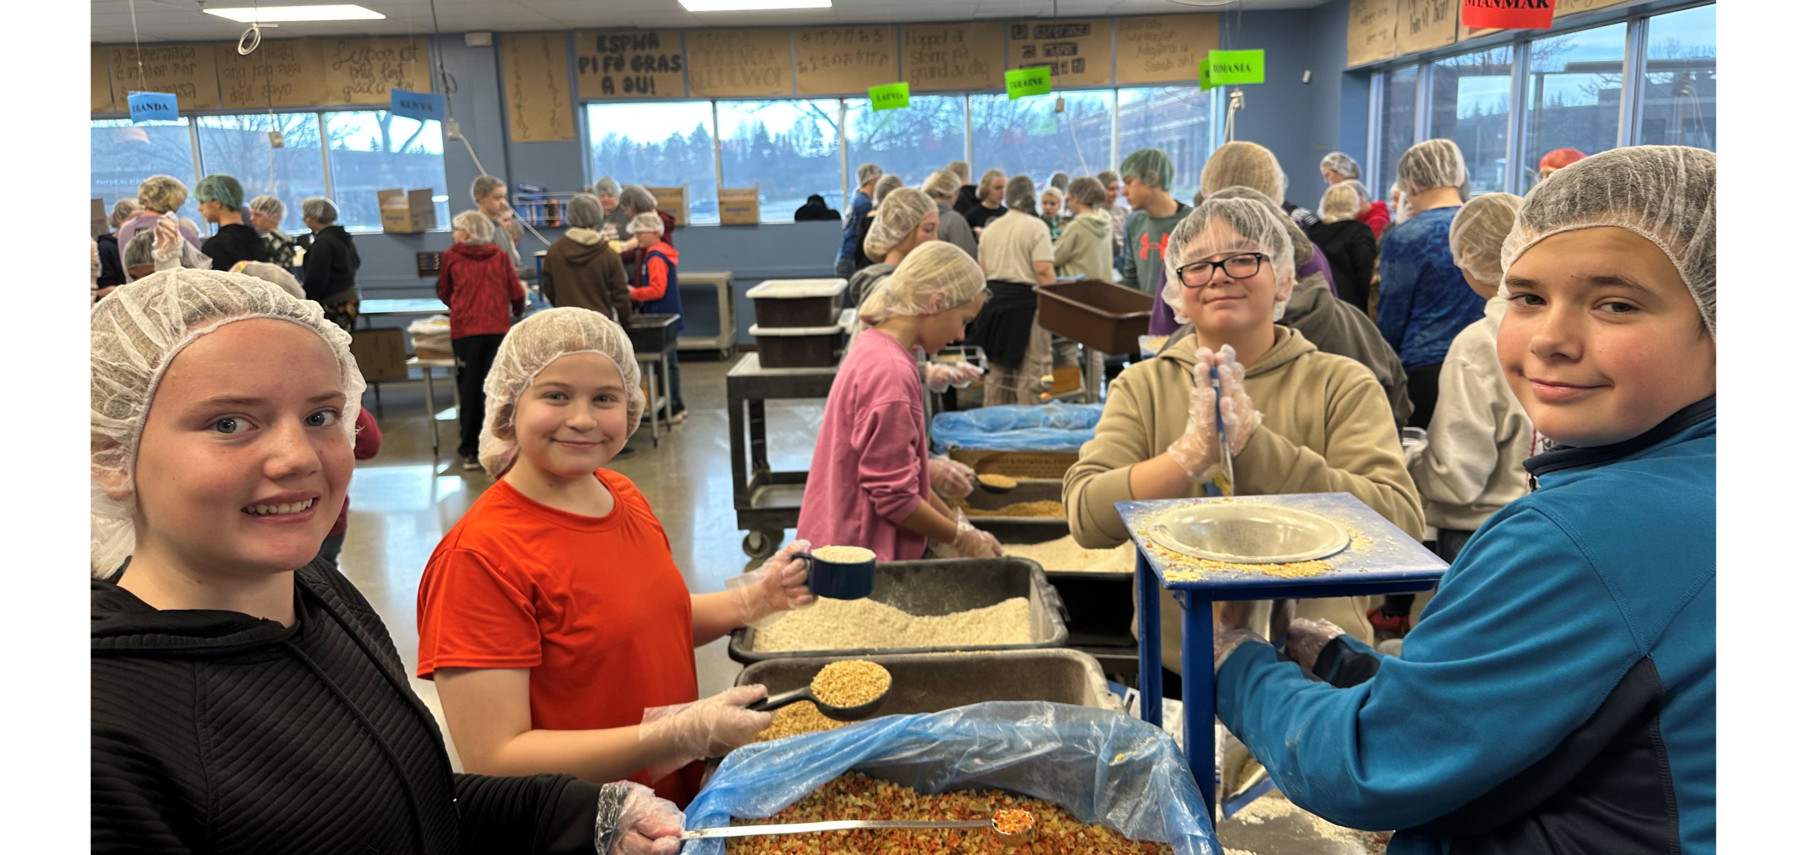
[728, 539, 814, 626]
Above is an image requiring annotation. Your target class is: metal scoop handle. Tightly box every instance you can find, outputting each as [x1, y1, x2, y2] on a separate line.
[680, 819, 990, 840]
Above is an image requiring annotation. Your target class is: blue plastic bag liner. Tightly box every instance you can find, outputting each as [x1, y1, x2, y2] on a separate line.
[930, 402, 1105, 454]
[686, 701, 1221, 854]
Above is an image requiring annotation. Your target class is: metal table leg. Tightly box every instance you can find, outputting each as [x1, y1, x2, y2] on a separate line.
[1136, 551, 1164, 724]
[421, 365, 439, 459]
[1183, 592, 1218, 820]
[661, 347, 675, 426]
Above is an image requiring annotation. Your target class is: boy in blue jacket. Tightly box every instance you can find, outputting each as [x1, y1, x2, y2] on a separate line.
[1212, 146, 1716, 854]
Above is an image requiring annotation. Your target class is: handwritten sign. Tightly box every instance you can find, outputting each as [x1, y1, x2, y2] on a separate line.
[868, 82, 910, 110]
[1005, 66, 1052, 100]
[91, 47, 115, 113]
[1347, 0, 1399, 67]
[128, 91, 180, 123]
[321, 36, 431, 105]
[687, 29, 793, 97]
[1208, 50, 1265, 86]
[108, 44, 221, 110]
[215, 39, 328, 110]
[901, 23, 1004, 92]
[390, 88, 445, 123]
[1396, 0, 1458, 55]
[575, 29, 685, 99]
[503, 33, 575, 142]
[795, 25, 895, 95]
[1115, 14, 1219, 85]
[1462, 0, 1553, 29]
[1006, 18, 1113, 87]
[1555, 0, 1635, 17]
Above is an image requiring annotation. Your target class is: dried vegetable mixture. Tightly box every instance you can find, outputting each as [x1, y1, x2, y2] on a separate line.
[724, 772, 1173, 854]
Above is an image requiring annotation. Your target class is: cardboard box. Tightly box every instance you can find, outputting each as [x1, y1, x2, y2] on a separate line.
[91, 198, 110, 238]
[349, 328, 409, 383]
[718, 186, 759, 225]
[644, 184, 688, 227]
[378, 188, 437, 234]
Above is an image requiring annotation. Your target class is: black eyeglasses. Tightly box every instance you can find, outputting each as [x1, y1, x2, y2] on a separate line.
[1176, 253, 1267, 287]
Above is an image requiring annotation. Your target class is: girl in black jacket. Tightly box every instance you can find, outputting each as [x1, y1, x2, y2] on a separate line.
[89, 268, 683, 855]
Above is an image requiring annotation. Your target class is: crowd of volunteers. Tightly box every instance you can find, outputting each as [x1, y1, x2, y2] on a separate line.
[92, 130, 1712, 854]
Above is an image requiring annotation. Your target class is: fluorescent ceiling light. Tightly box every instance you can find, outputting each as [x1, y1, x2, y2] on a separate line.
[679, 0, 832, 11]
[204, 5, 387, 23]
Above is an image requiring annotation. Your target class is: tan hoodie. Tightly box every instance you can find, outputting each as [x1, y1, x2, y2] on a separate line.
[1052, 209, 1114, 281]
[1063, 326, 1425, 669]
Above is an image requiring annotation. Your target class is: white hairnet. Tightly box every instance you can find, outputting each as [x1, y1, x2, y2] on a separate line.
[628, 211, 664, 236]
[1004, 174, 1037, 212]
[1397, 138, 1468, 195]
[1319, 183, 1361, 224]
[1162, 196, 1297, 326]
[231, 260, 306, 299]
[1500, 145, 1714, 338]
[478, 307, 645, 478]
[452, 210, 494, 243]
[90, 270, 365, 577]
[864, 187, 935, 259]
[922, 169, 960, 200]
[856, 241, 987, 330]
[857, 163, 883, 186]
[1449, 193, 1523, 288]
[1201, 141, 1285, 201]
[871, 174, 905, 207]
[1319, 152, 1361, 180]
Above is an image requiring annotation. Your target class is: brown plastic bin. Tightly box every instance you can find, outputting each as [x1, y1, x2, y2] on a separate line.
[1035, 280, 1153, 355]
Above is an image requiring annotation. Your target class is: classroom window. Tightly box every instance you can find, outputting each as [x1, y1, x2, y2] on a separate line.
[969, 90, 1114, 193]
[91, 118, 199, 225]
[1117, 86, 1214, 207]
[1522, 23, 1627, 191]
[1638, 5, 1716, 150]
[585, 101, 719, 225]
[323, 111, 449, 232]
[1377, 66, 1419, 199]
[195, 113, 327, 233]
[843, 94, 970, 201]
[717, 99, 842, 223]
[1428, 46, 1513, 195]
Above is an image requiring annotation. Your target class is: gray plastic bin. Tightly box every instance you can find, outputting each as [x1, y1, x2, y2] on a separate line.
[734, 649, 1124, 714]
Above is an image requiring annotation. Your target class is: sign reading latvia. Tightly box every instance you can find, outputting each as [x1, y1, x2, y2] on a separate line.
[1462, 0, 1555, 30]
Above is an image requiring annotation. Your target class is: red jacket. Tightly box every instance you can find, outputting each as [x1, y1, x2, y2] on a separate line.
[1359, 200, 1392, 241]
[329, 408, 383, 537]
[437, 242, 525, 339]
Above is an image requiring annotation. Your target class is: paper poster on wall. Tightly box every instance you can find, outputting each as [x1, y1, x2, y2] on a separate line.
[1396, 0, 1458, 55]
[687, 29, 793, 97]
[1115, 14, 1220, 85]
[901, 23, 1004, 92]
[1208, 50, 1265, 86]
[575, 29, 685, 99]
[215, 39, 329, 110]
[128, 91, 180, 123]
[321, 37, 431, 105]
[108, 44, 222, 111]
[1006, 18, 1113, 87]
[502, 32, 576, 143]
[869, 82, 910, 110]
[1554, 0, 1635, 18]
[1005, 66, 1052, 99]
[1462, 0, 1553, 30]
[794, 25, 896, 95]
[92, 48, 116, 113]
[390, 88, 445, 123]
[1346, 0, 1399, 68]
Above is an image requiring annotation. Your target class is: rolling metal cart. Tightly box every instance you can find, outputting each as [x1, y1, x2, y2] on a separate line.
[726, 352, 839, 558]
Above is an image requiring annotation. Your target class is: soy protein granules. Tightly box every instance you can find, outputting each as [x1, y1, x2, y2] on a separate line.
[751, 597, 1031, 652]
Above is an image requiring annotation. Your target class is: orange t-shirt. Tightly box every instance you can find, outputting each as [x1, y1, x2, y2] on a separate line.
[416, 469, 703, 804]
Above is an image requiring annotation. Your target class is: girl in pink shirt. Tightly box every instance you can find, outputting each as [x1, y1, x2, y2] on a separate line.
[796, 243, 1004, 561]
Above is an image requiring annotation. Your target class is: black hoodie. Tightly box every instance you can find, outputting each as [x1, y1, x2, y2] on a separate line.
[92, 558, 607, 854]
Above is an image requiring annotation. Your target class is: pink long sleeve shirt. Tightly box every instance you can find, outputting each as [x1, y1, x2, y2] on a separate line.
[795, 330, 931, 562]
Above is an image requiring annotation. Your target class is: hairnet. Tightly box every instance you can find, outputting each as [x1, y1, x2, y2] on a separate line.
[864, 187, 935, 259]
[1041, 186, 1064, 207]
[1340, 179, 1371, 206]
[479, 307, 645, 478]
[1162, 195, 1297, 326]
[471, 175, 505, 201]
[1004, 174, 1038, 212]
[1200, 141, 1285, 201]
[856, 240, 987, 328]
[629, 211, 665, 236]
[109, 198, 142, 230]
[123, 231, 156, 268]
[1319, 152, 1361, 180]
[1319, 183, 1361, 223]
[248, 194, 286, 226]
[947, 161, 970, 183]
[1097, 169, 1121, 187]
[1067, 176, 1106, 208]
[1397, 139, 1468, 195]
[231, 260, 306, 299]
[1049, 172, 1070, 192]
[1501, 145, 1714, 338]
[871, 174, 905, 207]
[90, 269, 365, 577]
[1199, 185, 1313, 268]
[980, 168, 1006, 189]
[857, 163, 883, 186]
[922, 169, 961, 200]
[1120, 148, 1174, 191]
[138, 175, 188, 213]
[1538, 148, 1586, 174]
[301, 197, 338, 225]
[593, 176, 622, 197]
[566, 193, 605, 229]
[193, 174, 244, 211]
[620, 185, 657, 215]
[1448, 193, 1523, 287]
[453, 210, 494, 243]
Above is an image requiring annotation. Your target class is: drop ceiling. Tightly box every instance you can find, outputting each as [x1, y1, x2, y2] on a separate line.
[92, 0, 1328, 43]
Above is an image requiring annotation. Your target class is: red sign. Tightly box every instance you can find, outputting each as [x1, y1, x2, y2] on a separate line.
[1462, 0, 1555, 30]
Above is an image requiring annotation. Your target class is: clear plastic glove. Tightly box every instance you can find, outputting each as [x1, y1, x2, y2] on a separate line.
[924, 361, 985, 393]
[1285, 617, 1348, 673]
[1211, 344, 1262, 456]
[927, 456, 976, 499]
[1166, 347, 1224, 482]
[932, 509, 1004, 559]
[726, 539, 814, 627]
[1215, 600, 1266, 673]
[640, 685, 773, 772]
[595, 781, 684, 855]
[152, 215, 183, 268]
